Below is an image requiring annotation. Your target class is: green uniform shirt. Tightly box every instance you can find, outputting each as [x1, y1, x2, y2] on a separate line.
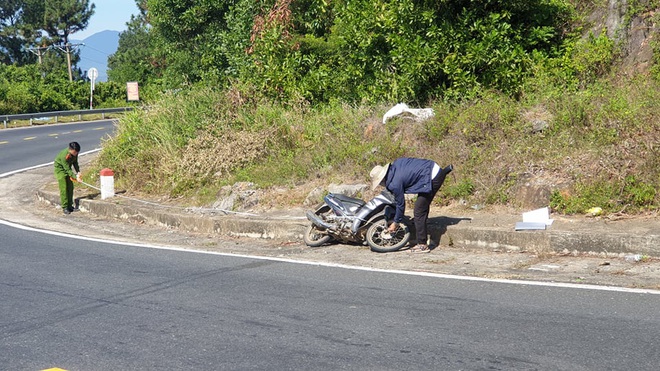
[54, 148, 80, 178]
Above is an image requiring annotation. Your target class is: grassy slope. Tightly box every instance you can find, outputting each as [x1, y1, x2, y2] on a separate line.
[92, 3, 660, 216]
[92, 74, 659, 215]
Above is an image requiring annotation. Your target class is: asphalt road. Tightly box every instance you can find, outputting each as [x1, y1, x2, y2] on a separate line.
[1, 121, 660, 370]
[1, 223, 659, 370]
[0, 120, 116, 174]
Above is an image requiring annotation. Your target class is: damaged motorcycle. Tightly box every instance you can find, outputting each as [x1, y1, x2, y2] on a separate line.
[303, 190, 410, 252]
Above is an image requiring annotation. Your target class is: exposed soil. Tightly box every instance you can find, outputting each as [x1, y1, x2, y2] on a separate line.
[2, 155, 660, 292]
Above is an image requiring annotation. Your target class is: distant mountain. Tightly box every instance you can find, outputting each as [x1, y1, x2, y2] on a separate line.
[72, 30, 121, 82]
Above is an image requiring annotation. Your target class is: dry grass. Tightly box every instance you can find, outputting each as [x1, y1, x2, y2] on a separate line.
[93, 75, 660, 215]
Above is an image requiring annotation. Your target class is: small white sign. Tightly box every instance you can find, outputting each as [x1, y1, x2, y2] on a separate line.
[87, 67, 98, 82]
[127, 81, 140, 101]
[87, 67, 98, 109]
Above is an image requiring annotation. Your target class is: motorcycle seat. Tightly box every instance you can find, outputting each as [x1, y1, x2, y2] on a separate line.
[325, 193, 366, 215]
[331, 194, 366, 207]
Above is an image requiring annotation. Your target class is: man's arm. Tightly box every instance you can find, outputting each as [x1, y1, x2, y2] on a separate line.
[72, 156, 80, 175]
[388, 180, 406, 224]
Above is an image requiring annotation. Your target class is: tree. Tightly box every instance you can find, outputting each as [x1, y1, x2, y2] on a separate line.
[147, 0, 235, 86]
[41, 0, 95, 81]
[108, 0, 159, 85]
[0, 0, 25, 64]
[142, 0, 575, 103]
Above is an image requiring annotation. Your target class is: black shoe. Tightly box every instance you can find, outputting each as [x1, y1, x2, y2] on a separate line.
[67, 206, 75, 212]
[63, 208, 71, 215]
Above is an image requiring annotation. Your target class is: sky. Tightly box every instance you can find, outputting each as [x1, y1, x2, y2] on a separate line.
[74, 0, 140, 39]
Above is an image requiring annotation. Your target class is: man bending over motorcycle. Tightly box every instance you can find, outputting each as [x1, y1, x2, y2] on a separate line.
[370, 158, 453, 253]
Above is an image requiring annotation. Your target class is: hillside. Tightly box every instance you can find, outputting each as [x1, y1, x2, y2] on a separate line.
[92, 1, 660, 216]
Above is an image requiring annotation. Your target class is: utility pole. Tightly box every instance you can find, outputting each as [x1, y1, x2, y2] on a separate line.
[27, 46, 49, 64]
[55, 43, 83, 81]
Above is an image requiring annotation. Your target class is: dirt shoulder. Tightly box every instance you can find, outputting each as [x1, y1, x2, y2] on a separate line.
[2, 158, 660, 292]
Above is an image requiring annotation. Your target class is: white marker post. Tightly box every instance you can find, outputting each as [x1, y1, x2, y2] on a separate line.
[100, 168, 115, 199]
[87, 67, 98, 110]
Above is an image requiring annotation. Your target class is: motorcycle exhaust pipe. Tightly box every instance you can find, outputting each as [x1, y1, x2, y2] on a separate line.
[306, 211, 335, 230]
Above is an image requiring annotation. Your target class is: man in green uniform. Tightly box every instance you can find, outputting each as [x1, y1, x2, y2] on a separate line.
[54, 142, 82, 214]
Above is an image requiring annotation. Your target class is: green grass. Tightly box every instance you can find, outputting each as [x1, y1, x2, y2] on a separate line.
[90, 73, 660, 215]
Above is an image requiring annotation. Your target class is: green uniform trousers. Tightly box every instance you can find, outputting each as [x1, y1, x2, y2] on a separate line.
[57, 175, 75, 210]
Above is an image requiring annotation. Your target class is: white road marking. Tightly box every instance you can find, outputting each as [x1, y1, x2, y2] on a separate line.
[0, 218, 658, 295]
[0, 149, 100, 179]
[2, 158, 659, 295]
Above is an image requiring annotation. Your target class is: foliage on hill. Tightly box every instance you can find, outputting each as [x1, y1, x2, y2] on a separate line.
[42, 0, 660, 214]
[110, 0, 575, 103]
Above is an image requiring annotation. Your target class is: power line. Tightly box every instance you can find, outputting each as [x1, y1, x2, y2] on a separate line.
[79, 55, 108, 65]
[81, 44, 114, 56]
[27, 43, 110, 79]
[27, 46, 49, 64]
[54, 43, 83, 81]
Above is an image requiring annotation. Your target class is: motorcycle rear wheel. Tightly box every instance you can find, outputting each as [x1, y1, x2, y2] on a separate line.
[366, 216, 410, 253]
[303, 225, 333, 247]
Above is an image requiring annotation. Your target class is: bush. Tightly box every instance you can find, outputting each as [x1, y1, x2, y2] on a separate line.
[0, 64, 128, 114]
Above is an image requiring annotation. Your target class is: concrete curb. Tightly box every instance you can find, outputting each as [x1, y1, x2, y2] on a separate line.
[36, 189, 307, 240]
[444, 225, 660, 256]
[36, 188, 660, 256]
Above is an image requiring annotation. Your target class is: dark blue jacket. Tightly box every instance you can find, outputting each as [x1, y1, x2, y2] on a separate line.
[385, 157, 435, 223]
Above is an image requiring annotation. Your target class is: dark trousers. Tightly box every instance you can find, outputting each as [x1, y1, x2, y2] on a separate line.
[413, 170, 448, 245]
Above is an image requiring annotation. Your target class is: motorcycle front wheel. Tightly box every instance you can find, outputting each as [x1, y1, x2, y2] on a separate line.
[365, 216, 410, 253]
[303, 225, 333, 247]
